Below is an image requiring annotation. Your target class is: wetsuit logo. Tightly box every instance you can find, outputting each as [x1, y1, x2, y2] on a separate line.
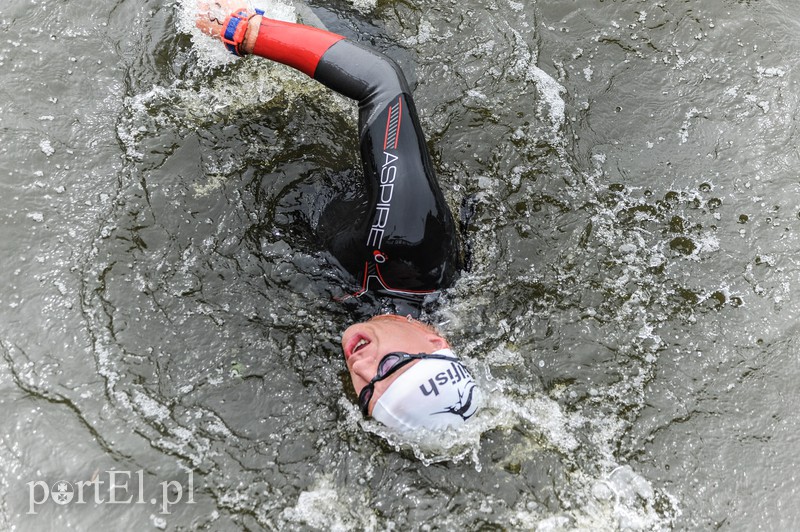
[384, 97, 402, 150]
[366, 97, 403, 250]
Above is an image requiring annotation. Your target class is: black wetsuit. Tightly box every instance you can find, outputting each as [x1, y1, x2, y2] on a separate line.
[253, 19, 460, 317]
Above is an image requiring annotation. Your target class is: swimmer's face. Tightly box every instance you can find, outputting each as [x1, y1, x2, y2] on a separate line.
[341, 315, 449, 415]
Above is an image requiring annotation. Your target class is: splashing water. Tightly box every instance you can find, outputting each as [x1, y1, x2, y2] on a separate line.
[7, 0, 800, 530]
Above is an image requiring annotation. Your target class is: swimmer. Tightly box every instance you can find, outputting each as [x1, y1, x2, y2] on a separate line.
[196, 1, 481, 431]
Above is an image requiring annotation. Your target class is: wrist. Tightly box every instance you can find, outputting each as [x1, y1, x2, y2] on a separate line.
[242, 15, 262, 55]
[220, 9, 263, 56]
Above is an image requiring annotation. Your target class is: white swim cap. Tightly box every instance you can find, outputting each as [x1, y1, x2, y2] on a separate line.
[372, 349, 481, 431]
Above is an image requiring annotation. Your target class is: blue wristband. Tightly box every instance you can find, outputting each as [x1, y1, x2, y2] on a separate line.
[222, 9, 265, 56]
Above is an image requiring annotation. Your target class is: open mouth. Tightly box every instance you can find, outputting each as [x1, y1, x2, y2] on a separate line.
[345, 333, 372, 360]
[353, 338, 369, 353]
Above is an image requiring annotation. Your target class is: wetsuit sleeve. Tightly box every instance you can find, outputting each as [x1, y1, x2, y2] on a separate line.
[251, 18, 460, 310]
[251, 19, 344, 78]
[251, 18, 409, 134]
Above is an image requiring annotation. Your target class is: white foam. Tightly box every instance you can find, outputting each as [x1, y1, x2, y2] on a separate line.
[678, 107, 700, 144]
[281, 475, 377, 531]
[39, 139, 54, 156]
[343, 0, 376, 13]
[133, 390, 170, 422]
[757, 66, 785, 78]
[526, 63, 566, 137]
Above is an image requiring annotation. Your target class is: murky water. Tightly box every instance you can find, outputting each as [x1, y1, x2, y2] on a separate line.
[3, 0, 800, 529]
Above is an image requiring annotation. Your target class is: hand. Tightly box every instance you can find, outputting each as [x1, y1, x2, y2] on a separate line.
[196, 1, 261, 54]
[196, 1, 241, 37]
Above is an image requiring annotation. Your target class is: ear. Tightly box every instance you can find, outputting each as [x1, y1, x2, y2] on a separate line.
[425, 333, 450, 350]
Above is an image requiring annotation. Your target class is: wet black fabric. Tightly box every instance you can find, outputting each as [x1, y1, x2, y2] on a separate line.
[313, 39, 460, 316]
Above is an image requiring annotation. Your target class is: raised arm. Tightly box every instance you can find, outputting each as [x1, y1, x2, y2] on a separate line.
[198, 5, 410, 132]
[197, 3, 460, 310]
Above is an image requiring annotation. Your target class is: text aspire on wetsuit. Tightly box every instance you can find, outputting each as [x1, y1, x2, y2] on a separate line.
[252, 19, 460, 316]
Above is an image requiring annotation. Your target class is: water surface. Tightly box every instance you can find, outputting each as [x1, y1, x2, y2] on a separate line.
[2, 0, 799, 529]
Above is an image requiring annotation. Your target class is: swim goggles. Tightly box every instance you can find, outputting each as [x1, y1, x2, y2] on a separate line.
[358, 352, 458, 417]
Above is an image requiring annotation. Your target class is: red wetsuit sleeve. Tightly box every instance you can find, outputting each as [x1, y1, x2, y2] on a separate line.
[251, 18, 345, 78]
